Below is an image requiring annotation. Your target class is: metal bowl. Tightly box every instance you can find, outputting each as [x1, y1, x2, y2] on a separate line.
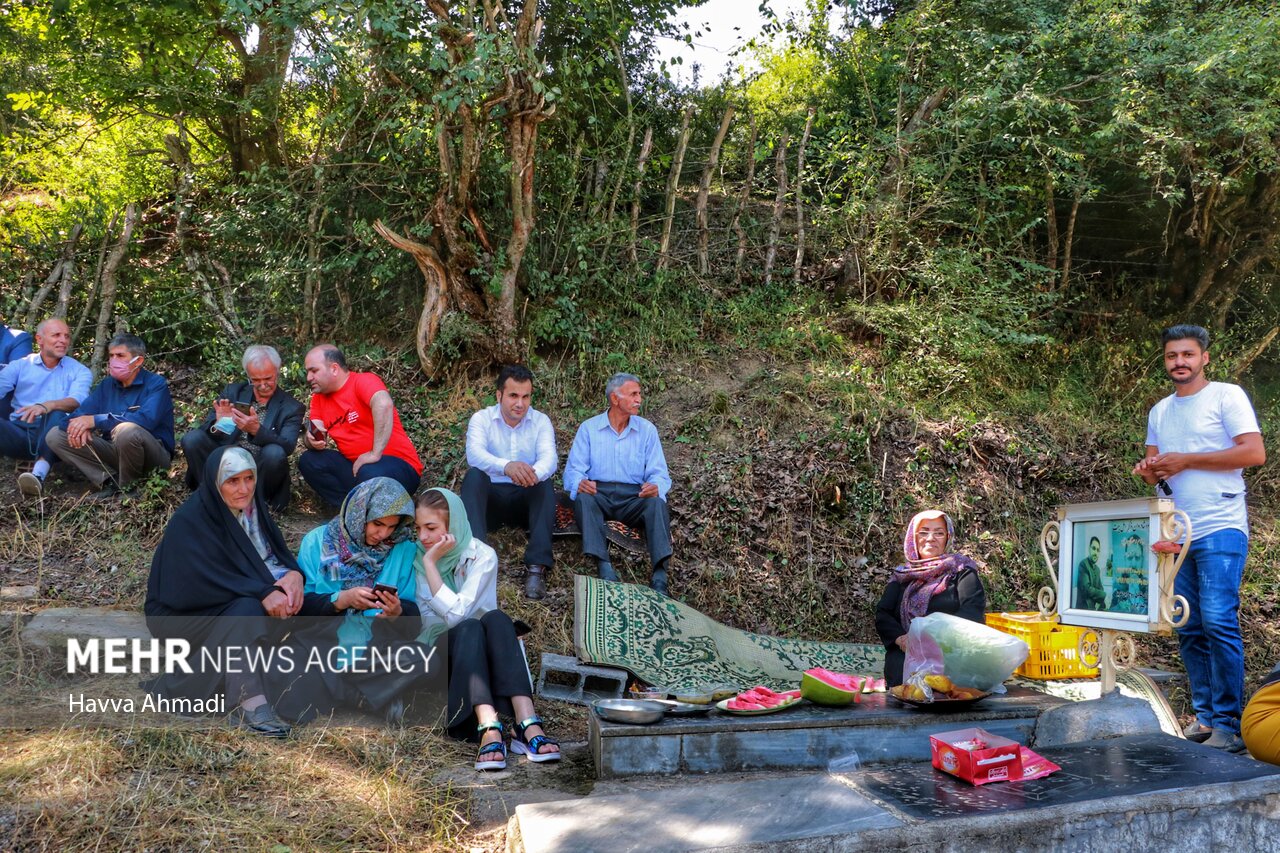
[592, 698, 668, 725]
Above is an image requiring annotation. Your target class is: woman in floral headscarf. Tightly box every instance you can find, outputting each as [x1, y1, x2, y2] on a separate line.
[297, 477, 427, 721]
[874, 510, 987, 687]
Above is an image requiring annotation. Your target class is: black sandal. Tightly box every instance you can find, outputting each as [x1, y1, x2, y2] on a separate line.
[510, 715, 561, 763]
[475, 720, 507, 771]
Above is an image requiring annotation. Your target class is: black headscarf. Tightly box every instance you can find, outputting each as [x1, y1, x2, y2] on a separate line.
[145, 445, 301, 617]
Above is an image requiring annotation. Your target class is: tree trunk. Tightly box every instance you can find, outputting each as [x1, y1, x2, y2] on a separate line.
[1060, 190, 1081, 292]
[657, 105, 695, 272]
[91, 204, 138, 377]
[301, 169, 328, 340]
[732, 115, 759, 280]
[763, 134, 790, 287]
[377, 0, 552, 376]
[629, 127, 654, 264]
[605, 41, 635, 224]
[375, 221, 452, 380]
[792, 107, 815, 286]
[166, 130, 241, 339]
[696, 105, 735, 276]
[1044, 173, 1059, 279]
[73, 211, 117, 345]
[1232, 326, 1279, 380]
[214, 14, 295, 176]
[25, 224, 82, 327]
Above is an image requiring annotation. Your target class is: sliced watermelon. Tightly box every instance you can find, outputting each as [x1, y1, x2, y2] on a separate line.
[800, 668, 863, 706]
[727, 698, 766, 710]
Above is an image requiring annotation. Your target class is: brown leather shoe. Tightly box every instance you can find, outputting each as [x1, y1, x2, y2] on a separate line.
[524, 565, 547, 600]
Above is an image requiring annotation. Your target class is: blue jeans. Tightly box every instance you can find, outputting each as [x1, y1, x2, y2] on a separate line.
[1175, 528, 1248, 734]
[0, 411, 71, 462]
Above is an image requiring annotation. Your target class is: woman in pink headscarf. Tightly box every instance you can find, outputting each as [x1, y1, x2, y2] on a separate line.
[874, 510, 987, 687]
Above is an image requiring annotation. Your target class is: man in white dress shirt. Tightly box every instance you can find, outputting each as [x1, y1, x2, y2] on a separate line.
[461, 365, 558, 600]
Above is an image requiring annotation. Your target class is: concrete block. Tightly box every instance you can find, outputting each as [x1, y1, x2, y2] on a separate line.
[0, 610, 33, 633]
[1032, 688, 1162, 748]
[536, 652, 627, 706]
[589, 688, 1061, 779]
[21, 606, 150, 650]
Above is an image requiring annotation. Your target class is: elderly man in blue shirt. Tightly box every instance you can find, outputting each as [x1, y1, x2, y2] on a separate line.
[564, 373, 673, 595]
[462, 364, 559, 600]
[0, 318, 91, 499]
[45, 333, 175, 500]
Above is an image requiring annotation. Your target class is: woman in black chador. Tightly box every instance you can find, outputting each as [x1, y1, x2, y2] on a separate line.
[145, 445, 336, 736]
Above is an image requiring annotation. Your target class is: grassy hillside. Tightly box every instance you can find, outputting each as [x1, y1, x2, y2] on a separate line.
[1, 286, 1276, 849]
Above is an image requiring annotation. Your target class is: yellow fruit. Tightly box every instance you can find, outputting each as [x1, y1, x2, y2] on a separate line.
[924, 675, 955, 693]
[907, 685, 928, 702]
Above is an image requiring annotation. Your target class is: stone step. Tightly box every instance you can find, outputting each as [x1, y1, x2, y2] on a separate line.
[589, 686, 1064, 778]
[515, 734, 1280, 853]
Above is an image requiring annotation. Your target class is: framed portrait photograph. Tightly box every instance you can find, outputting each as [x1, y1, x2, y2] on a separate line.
[1055, 498, 1170, 633]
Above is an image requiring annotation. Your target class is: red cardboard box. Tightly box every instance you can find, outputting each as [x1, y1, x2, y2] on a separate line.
[930, 727, 1023, 786]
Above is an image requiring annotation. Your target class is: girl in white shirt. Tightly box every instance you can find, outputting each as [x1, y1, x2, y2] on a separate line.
[415, 487, 560, 770]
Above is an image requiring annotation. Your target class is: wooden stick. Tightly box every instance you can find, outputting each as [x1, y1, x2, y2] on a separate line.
[763, 134, 790, 287]
[657, 105, 695, 272]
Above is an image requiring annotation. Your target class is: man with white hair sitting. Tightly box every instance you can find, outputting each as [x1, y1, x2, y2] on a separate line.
[0, 318, 91, 499]
[180, 344, 305, 512]
[564, 372, 674, 595]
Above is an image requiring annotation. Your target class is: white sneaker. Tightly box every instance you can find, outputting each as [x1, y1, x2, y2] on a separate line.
[17, 472, 43, 500]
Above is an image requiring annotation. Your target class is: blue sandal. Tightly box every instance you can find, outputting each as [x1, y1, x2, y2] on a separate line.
[510, 715, 561, 764]
[475, 720, 507, 771]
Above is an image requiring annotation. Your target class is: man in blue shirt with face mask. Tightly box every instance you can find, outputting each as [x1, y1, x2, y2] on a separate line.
[45, 333, 174, 500]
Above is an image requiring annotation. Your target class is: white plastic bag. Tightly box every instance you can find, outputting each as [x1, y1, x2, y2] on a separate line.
[904, 612, 1029, 694]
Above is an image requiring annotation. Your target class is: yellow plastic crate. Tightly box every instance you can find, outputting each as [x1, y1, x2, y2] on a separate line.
[985, 611, 1100, 680]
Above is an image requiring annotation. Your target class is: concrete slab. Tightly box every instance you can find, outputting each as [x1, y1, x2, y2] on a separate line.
[516, 735, 1280, 853]
[591, 687, 1065, 778]
[21, 606, 149, 649]
[515, 772, 901, 853]
[858, 733, 1280, 820]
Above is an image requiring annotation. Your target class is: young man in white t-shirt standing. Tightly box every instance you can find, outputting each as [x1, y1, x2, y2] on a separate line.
[1134, 324, 1266, 753]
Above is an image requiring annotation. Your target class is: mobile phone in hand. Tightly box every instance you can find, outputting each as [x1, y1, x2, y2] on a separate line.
[307, 419, 327, 441]
[373, 583, 398, 597]
[232, 401, 254, 415]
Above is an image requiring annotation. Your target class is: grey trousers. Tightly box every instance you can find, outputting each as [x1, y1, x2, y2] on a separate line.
[46, 423, 172, 488]
[574, 481, 672, 570]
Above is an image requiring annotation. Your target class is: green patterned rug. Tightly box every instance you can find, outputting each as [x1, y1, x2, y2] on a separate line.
[573, 575, 885, 692]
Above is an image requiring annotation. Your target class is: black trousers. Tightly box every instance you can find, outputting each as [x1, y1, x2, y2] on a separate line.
[575, 481, 672, 570]
[298, 448, 420, 507]
[145, 597, 334, 723]
[459, 467, 555, 567]
[182, 429, 293, 512]
[440, 610, 533, 740]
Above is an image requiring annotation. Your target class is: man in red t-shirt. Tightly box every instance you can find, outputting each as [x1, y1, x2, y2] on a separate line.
[298, 344, 422, 506]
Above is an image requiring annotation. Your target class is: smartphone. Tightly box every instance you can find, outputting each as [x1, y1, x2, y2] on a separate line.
[373, 583, 398, 597]
[232, 401, 254, 415]
[307, 418, 327, 441]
